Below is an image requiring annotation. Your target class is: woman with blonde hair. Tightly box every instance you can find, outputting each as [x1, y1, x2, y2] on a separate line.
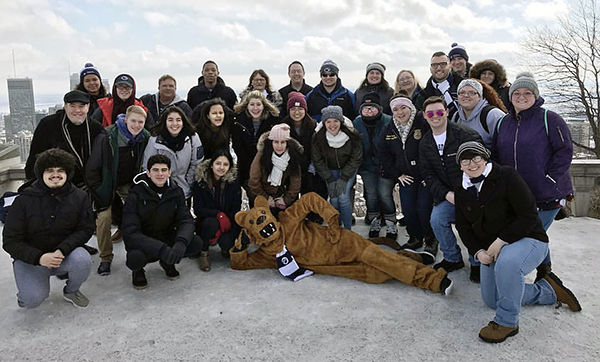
[394, 70, 423, 104]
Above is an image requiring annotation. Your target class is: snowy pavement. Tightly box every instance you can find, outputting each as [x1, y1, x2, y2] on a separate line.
[0, 217, 599, 361]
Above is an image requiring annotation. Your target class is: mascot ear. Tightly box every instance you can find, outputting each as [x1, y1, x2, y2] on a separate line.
[235, 210, 248, 227]
[254, 195, 269, 208]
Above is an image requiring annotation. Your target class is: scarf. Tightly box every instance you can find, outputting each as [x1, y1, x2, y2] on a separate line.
[434, 79, 454, 106]
[326, 130, 350, 148]
[160, 128, 188, 152]
[267, 150, 290, 186]
[394, 107, 416, 145]
[276, 245, 313, 282]
[116, 114, 145, 145]
[462, 162, 493, 198]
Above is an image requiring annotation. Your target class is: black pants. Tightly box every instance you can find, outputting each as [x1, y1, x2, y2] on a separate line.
[125, 235, 204, 271]
[197, 217, 237, 252]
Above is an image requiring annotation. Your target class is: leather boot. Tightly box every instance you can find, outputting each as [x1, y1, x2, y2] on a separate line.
[199, 251, 211, 272]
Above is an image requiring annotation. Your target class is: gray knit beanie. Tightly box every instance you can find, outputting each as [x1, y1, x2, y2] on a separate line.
[366, 62, 386, 75]
[321, 105, 344, 122]
[457, 79, 483, 98]
[456, 141, 490, 164]
[509, 72, 539, 99]
[320, 60, 339, 76]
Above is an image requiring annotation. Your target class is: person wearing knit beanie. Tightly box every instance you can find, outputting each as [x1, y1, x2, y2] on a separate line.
[286, 91, 307, 112]
[366, 62, 386, 76]
[456, 141, 490, 165]
[268, 123, 291, 141]
[449, 43, 471, 78]
[80, 63, 101, 85]
[320, 59, 339, 76]
[509, 72, 539, 99]
[457, 79, 483, 99]
[321, 105, 344, 123]
[356, 63, 394, 116]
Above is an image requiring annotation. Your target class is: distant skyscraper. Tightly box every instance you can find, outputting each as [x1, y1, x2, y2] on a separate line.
[70, 73, 79, 90]
[16, 130, 33, 163]
[6, 78, 35, 142]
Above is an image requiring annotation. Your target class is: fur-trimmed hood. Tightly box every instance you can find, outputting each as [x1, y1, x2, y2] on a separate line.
[255, 131, 304, 155]
[194, 158, 238, 184]
[469, 59, 507, 89]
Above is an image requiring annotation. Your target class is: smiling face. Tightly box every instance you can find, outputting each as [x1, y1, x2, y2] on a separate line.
[321, 72, 338, 88]
[208, 104, 225, 127]
[366, 70, 382, 85]
[83, 75, 101, 95]
[511, 88, 536, 113]
[211, 155, 230, 180]
[430, 55, 451, 82]
[64, 102, 89, 125]
[165, 111, 183, 137]
[247, 98, 264, 119]
[457, 85, 481, 111]
[43, 167, 67, 188]
[451, 56, 467, 75]
[159, 78, 176, 101]
[325, 118, 341, 136]
[147, 163, 171, 187]
[460, 155, 487, 178]
[251, 74, 266, 91]
[397, 71, 415, 91]
[116, 84, 133, 101]
[288, 63, 304, 83]
[361, 104, 379, 118]
[392, 104, 412, 124]
[480, 70, 495, 85]
[424, 102, 448, 134]
[289, 106, 305, 123]
[272, 139, 287, 155]
[125, 112, 146, 136]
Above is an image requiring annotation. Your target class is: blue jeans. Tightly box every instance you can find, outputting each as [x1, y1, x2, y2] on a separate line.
[480, 237, 556, 327]
[361, 171, 396, 222]
[398, 181, 433, 239]
[537, 208, 560, 265]
[12, 247, 92, 308]
[329, 170, 356, 230]
[430, 200, 478, 265]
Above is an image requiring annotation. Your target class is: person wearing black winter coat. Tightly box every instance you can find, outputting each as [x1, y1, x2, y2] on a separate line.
[187, 61, 237, 110]
[122, 155, 203, 289]
[3, 148, 93, 308]
[414, 52, 463, 119]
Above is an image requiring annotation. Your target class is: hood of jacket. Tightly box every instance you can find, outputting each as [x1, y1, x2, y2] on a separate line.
[194, 158, 238, 184]
[469, 60, 507, 89]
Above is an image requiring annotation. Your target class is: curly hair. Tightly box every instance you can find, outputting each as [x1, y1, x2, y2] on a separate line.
[234, 90, 280, 119]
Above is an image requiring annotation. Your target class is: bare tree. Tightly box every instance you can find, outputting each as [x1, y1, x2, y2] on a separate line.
[525, 0, 600, 158]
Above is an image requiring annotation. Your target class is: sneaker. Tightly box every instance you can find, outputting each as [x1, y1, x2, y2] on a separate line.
[97, 261, 111, 276]
[543, 272, 582, 312]
[368, 217, 381, 238]
[159, 260, 180, 280]
[479, 321, 519, 343]
[534, 263, 552, 283]
[403, 249, 435, 265]
[433, 259, 465, 272]
[424, 237, 439, 256]
[63, 289, 89, 308]
[470, 265, 480, 283]
[384, 219, 397, 240]
[400, 236, 423, 250]
[440, 276, 454, 296]
[132, 269, 148, 290]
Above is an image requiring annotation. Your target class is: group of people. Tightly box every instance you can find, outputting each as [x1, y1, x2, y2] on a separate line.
[2, 42, 582, 343]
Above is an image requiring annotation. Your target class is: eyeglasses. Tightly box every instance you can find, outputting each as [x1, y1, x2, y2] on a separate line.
[512, 91, 534, 98]
[425, 109, 446, 118]
[458, 91, 479, 97]
[430, 62, 448, 69]
[460, 155, 484, 166]
[321, 73, 336, 78]
[252, 78, 266, 83]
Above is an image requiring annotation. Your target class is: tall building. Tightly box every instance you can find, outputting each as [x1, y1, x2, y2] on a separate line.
[6, 78, 35, 142]
[70, 73, 79, 90]
[16, 130, 33, 163]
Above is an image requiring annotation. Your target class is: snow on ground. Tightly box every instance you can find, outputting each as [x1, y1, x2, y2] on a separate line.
[0, 217, 599, 361]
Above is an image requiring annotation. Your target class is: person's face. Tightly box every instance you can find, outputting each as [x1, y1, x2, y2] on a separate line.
[460, 155, 486, 178]
[325, 118, 341, 135]
[116, 84, 133, 101]
[289, 106, 305, 123]
[159, 79, 176, 99]
[511, 88, 536, 113]
[366, 70, 382, 85]
[64, 102, 89, 125]
[202, 63, 219, 84]
[361, 104, 379, 118]
[251, 74, 266, 91]
[457, 85, 481, 111]
[480, 70, 495, 85]
[247, 98, 264, 119]
[450, 56, 467, 75]
[165, 111, 183, 137]
[125, 112, 146, 136]
[43, 167, 67, 188]
[430, 55, 451, 82]
[272, 139, 287, 155]
[397, 72, 415, 91]
[321, 72, 338, 87]
[147, 163, 171, 187]
[83, 75, 101, 95]
[392, 105, 412, 124]
[211, 155, 230, 180]
[288, 64, 304, 83]
[424, 102, 448, 131]
[208, 104, 225, 127]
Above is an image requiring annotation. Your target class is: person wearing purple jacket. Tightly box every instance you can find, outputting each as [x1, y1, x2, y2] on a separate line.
[492, 72, 573, 281]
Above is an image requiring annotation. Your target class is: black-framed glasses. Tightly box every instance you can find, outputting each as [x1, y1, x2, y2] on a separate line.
[460, 155, 484, 166]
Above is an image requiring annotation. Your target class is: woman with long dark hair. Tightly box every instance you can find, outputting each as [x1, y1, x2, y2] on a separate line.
[75, 63, 108, 117]
[191, 97, 234, 160]
[355, 62, 394, 115]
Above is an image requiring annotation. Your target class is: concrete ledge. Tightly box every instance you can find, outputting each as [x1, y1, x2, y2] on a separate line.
[571, 160, 600, 216]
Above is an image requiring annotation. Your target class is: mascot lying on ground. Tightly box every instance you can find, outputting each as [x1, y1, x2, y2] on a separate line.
[230, 193, 453, 295]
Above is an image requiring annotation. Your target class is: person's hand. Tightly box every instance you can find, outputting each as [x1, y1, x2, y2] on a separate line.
[398, 174, 414, 186]
[159, 246, 178, 264]
[487, 239, 507, 261]
[171, 242, 186, 263]
[477, 250, 494, 265]
[445, 191, 455, 205]
[267, 196, 275, 208]
[274, 197, 286, 210]
[216, 212, 232, 232]
[39, 250, 64, 268]
[209, 229, 222, 245]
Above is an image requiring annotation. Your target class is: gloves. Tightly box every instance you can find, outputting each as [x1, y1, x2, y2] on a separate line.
[209, 229, 222, 245]
[160, 242, 186, 265]
[216, 212, 231, 233]
[171, 241, 186, 262]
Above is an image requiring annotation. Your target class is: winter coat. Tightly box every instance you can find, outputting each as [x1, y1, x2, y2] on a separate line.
[139, 93, 193, 128]
[143, 133, 203, 199]
[187, 76, 237, 110]
[419, 122, 483, 204]
[469, 60, 511, 110]
[2, 181, 94, 265]
[492, 97, 573, 205]
[378, 112, 430, 180]
[248, 132, 303, 206]
[355, 85, 394, 115]
[451, 99, 505, 148]
[281, 114, 317, 170]
[455, 162, 548, 257]
[192, 159, 241, 228]
[92, 97, 150, 128]
[231, 112, 279, 185]
[86, 124, 150, 210]
[122, 173, 195, 257]
[306, 80, 357, 122]
[278, 81, 313, 117]
[25, 110, 105, 187]
[353, 113, 391, 174]
[311, 125, 363, 182]
[414, 72, 463, 118]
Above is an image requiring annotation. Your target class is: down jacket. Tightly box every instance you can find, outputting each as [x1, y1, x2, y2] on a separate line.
[311, 121, 363, 182]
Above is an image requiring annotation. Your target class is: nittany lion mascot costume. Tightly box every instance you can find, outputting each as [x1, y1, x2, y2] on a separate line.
[230, 193, 452, 295]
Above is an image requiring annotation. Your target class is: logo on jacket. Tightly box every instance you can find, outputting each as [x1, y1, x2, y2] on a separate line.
[414, 129, 422, 140]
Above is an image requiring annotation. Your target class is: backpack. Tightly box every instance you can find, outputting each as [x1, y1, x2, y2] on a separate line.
[0, 191, 19, 223]
[453, 104, 495, 134]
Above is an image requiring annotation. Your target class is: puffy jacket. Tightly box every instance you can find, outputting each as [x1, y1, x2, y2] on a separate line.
[311, 125, 363, 182]
[187, 76, 237, 110]
[2, 181, 94, 265]
[306, 80, 357, 122]
[353, 113, 391, 174]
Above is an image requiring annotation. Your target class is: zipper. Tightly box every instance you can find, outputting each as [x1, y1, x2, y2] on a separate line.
[513, 115, 520, 171]
[557, 127, 565, 142]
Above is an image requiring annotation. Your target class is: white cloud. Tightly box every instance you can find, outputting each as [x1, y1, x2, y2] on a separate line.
[524, 0, 569, 21]
[218, 23, 252, 41]
[143, 12, 176, 27]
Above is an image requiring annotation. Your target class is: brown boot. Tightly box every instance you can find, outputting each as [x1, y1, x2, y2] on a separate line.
[543, 272, 582, 312]
[479, 321, 519, 343]
[199, 251, 211, 272]
[110, 229, 122, 243]
[369, 237, 401, 250]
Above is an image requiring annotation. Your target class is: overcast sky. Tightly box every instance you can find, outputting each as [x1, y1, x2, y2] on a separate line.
[0, 0, 572, 109]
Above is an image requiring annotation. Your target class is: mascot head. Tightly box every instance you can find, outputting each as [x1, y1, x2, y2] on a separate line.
[235, 196, 281, 246]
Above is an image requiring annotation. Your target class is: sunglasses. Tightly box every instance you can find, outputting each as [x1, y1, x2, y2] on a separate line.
[321, 73, 336, 78]
[425, 109, 445, 118]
